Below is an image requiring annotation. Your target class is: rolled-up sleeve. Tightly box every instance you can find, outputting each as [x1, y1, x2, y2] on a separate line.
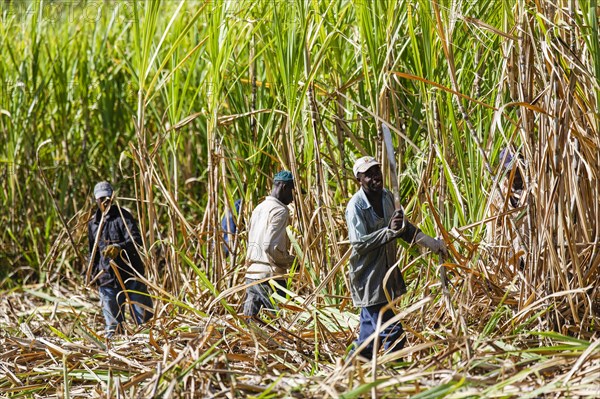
[346, 205, 397, 257]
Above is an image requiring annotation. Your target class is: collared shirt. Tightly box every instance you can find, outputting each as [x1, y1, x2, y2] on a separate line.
[345, 188, 419, 307]
[246, 196, 295, 280]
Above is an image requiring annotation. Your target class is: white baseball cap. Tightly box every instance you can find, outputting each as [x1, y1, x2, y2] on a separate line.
[352, 156, 381, 178]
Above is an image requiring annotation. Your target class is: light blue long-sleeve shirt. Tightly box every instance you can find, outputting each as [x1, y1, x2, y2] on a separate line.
[345, 188, 419, 307]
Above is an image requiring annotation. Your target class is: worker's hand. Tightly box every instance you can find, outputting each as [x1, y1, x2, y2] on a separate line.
[287, 254, 297, 267]
[102, 244, 121, 260]
[416, 231, 450, 259]
[388, 209, 405, 232]
[430, 238, 449, 260]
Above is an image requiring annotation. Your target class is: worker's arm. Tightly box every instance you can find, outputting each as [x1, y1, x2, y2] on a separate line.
[345, 205, 409, 256]
[265, 208, 295, 268]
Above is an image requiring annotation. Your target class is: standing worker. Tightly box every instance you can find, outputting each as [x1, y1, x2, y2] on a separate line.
[88, 181, 153, 338]
[345, 156, 448, 360]
[222, 199, 242, 257]
[243, 171, 296, 317]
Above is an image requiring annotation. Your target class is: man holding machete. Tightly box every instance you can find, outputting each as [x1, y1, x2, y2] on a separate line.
[87, 181, 153, 338]
[345, 151, 448, 360]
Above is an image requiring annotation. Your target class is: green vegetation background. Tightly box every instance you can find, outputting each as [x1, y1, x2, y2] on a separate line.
[1, 0, 598, 334]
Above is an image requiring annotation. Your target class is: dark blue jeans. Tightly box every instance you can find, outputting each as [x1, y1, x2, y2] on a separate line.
[243, 278, 286, 317]
[354, 303, 406, 359]
[98, 280, 153, 337]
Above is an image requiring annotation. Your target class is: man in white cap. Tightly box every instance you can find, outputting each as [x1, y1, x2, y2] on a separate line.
[345, 156, 448, 360]
[88, 181, 153, 338]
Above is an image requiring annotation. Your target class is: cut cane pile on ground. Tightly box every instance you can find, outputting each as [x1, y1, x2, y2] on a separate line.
[1, 0, 599, 397]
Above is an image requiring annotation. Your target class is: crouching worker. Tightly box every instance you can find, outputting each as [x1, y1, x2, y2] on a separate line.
[345, 156, 448, 360]
[243, 171, 296, 317]
[486, 148, 529, 272]
[88, 181, 153, 338]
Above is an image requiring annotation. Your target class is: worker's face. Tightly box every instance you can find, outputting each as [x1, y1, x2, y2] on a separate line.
[96, 196, 112, 212]
[357, 165, 383, 195]
[280, 182, 295, 205]
[512, 168, 523, 191]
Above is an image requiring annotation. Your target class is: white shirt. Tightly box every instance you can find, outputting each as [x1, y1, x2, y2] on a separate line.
[245, 196, 295, 279]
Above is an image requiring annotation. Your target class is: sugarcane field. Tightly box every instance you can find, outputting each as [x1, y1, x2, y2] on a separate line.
[1, 0, 599, 398]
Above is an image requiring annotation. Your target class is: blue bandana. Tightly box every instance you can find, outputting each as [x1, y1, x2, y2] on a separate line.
[274, 170, 294, 182]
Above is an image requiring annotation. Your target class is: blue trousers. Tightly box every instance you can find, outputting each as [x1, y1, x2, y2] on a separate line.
[99, 280, 153, 337]
[354, 303, 406, 358]
[243, 278, 286, 317]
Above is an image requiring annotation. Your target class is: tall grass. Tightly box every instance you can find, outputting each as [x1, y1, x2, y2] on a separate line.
[0, 0, 598, 365]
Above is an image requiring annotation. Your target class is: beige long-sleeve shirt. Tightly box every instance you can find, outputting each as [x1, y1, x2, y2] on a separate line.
[245, 196, 295, 279]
